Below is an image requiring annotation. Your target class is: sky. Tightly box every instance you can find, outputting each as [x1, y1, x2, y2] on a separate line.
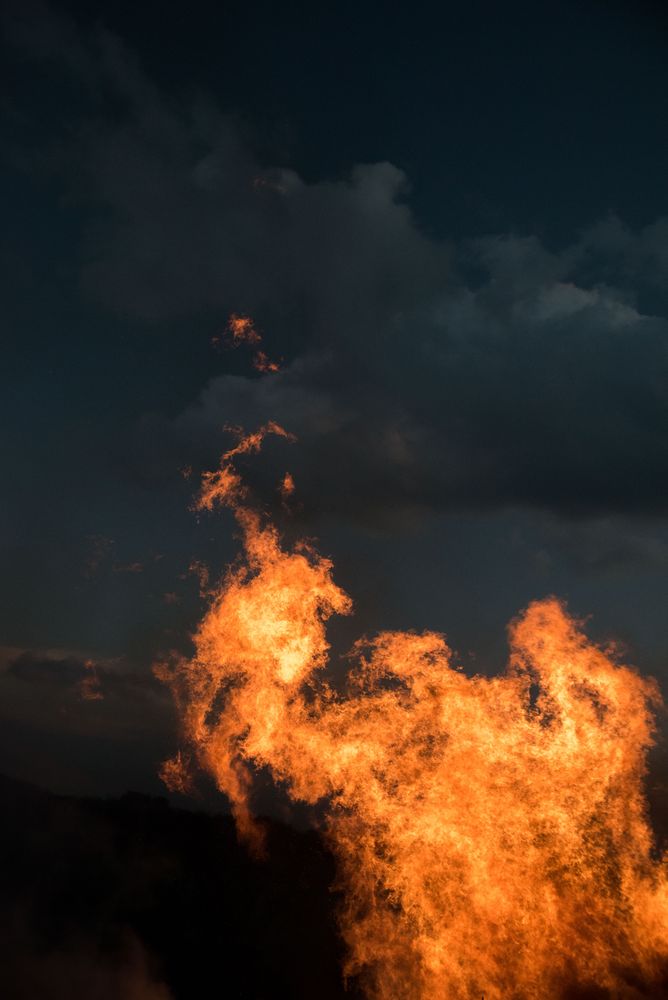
[2, 0, 668, 801]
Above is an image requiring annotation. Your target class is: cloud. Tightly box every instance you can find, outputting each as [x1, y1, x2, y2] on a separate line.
[130, 187, 668, 523]
[8, 650, 95, 687]
[522, 515, 668, 576]
[0, 646, 171, 740]
[569, 213, 668, 298]
[164, 263, 668, 523]
[6, 3, 668, 527]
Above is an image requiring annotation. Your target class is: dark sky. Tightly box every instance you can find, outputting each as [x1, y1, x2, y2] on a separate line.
[2, 0, 668, 800]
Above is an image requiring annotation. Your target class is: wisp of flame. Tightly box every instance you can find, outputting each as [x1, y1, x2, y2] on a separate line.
[159, 425, 668, 999]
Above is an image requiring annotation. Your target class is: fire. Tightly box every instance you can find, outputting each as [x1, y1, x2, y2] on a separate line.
[216, 313, 281, 373]
[252, 349, 281, 373]
[160, 423, 668, 998]
[225, 313, 262, 346]
[279, 470, 295, 502]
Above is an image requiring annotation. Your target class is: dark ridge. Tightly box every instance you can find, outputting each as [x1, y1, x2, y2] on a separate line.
[2, 772, 667, 998]
[0, 774, 360, 1000]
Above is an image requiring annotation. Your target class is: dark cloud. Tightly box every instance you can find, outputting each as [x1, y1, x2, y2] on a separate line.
[529, 516, 668, 576]
[2, 646, 170, 719]
[163, 267, 668, 524]
[8, 649, 91, 686]
[5, 3, 668, 526]
[0, 645, 175, 795]
[569, 214, 668, 303]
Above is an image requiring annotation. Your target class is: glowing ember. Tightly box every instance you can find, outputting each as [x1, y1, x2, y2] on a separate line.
[160, 429, 668, 998]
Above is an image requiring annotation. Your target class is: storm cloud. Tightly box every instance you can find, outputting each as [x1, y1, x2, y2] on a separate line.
[8, 3, 668, 525]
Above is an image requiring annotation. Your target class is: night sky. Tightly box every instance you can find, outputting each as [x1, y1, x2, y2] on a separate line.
[3, 0, 668, 801]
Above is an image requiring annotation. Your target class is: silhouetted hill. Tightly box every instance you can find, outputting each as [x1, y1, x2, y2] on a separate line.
[0, 774, 360, 1000]
[3, 770, 668, 999]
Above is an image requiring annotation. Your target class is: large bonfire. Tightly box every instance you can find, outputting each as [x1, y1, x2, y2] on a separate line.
[159, 321, 668, 999]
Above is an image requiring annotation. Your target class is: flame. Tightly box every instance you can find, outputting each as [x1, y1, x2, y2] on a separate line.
[160, 432, 668, 998]
[197, 422, 295, 514]
[217, 313, 281, 373]
[252, 349, 281, 373]
[157, 749, 192, 795]
[225, 313, 262, 346]
[279, 471, 295, 502]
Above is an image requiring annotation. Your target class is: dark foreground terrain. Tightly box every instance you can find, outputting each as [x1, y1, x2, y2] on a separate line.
[0, 774, 359, 1000]
[2, 771, 668, 999]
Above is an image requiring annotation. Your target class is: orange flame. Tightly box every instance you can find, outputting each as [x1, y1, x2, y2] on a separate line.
[157, 749, 193, 795]
[279, 471, 295, 501]
[252, 349, 281, 373]
[225, 313, 262, 346]
[197, 423, 295, 514]
[160, 436, 668, 998]
[218, 313, 281, 373]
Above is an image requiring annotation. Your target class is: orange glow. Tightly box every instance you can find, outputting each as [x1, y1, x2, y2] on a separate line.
[218, 313, 281, 373]
[160, 433, 668, 998]
[197, 423, 295, 514]
[79, 658, 103, 701]
[252, 349, 281, 373]
[225, 313, 262, 346]
[279, 471, 295, 501]
[157, 749, 192, 795]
